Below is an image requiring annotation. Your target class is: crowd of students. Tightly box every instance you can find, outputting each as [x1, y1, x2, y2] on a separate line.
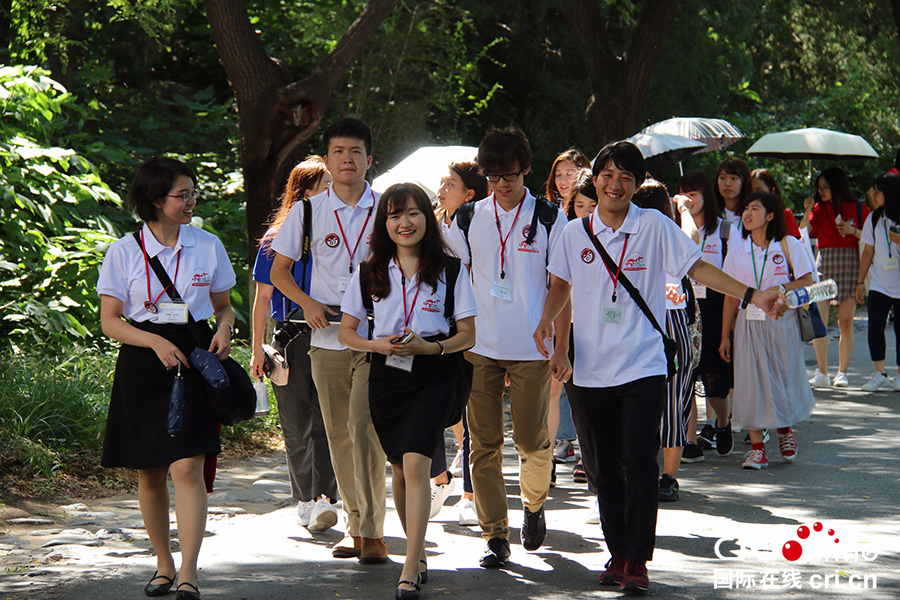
[97, 116, 899, 599]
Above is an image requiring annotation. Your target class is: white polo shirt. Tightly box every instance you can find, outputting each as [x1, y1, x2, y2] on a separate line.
[861, 213, 900, 298]
[721, 234, 812, 291]
[697, 218, 740, 270]
[548, 203, 702, 388]
[341, 260, 478, 339]
[724, 208, 741, 228]
[270, 182, 379, 350]
[444, 191, 566, 361]
[97, 223, 236, 321]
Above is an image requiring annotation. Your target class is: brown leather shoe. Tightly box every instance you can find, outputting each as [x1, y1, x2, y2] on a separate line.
[359, 537, 389, 564]
[332, 535, 361, 558]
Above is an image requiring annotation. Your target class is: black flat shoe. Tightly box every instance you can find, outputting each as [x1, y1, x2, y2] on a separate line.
[144, 571, 174, 597]
[419, 559, 428, 585]
[175, 582, 200, 600]
[395, 577, 420, 600]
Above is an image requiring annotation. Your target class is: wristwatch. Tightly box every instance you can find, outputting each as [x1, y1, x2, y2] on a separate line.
[219, 322, 234, 337]
[778, 284, 787, 295]
[741, 286, 756, 309]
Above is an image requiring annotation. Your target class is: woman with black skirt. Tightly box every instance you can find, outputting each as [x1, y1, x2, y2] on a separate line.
[97, 157, 236, 600]
[339, 183, 476, 599]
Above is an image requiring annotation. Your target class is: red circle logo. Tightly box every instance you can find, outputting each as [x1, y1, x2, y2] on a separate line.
[581, 248, 595, 263]
[325, 233, 340, 248]
[773, 254, 784, 264]
[522, 225, 531, 238]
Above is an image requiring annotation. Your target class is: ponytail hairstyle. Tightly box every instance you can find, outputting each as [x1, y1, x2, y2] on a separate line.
[364, 183, 450, 300]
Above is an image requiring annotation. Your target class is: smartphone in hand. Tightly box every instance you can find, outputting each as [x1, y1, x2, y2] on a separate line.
[391, 332, 415, 344]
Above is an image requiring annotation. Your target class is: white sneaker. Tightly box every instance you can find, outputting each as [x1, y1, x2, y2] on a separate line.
[861, 372, 888, 392]
[585, 496, 600, 525]
[429, 475, 457, 520]
[893, 374, 900, 391]
[297, 499, 316, 527]
[456, 498, 478, 526]
[449, 448, 464, 476]
[307, 495, 338, 532]
[809, 369, 831, 388]
[832, 372, 850, 387]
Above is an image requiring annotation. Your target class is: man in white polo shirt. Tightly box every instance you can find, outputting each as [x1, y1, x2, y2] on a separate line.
[445, 127, 570, 568]
[269, 118, 388, 564]
[534, 141, 784, 593]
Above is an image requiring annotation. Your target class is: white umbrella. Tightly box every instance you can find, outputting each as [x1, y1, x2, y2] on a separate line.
[372, 145, 478, 201]
[746, 127, 878, 161]
[641, 117, 746, 152]
[620, 132, 706, 175]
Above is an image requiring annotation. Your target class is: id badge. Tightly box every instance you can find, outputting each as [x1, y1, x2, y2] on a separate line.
[158, 300, 189, 324]
[601, 304, 624, 325]
[385, 354, 414, 372]
[746, 306, 766, 321]
[692, 284, 707, 299]
[490, 277, 513, 301]
[884, 257, 899, 271]
[337, 274, 353, 293]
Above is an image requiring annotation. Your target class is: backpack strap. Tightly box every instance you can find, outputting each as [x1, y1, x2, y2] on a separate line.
[358, 261, 375, 362]
[281, 197, 313, 320]
[443, 257, 462, 330]
[681, 276, 696, 325]
[856, 200, 864, 230]
[524, 197, 559, 245]
[455, 201, 477, 264]
[719, 218, 730, 258]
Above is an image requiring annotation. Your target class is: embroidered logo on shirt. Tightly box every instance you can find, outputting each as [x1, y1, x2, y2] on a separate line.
[191, 269, 211, 286]
[774, 265, 788, 276]
[623, 252, 647, 271]
[703, 241, 719, 253]
[581, 248, 595, 264]
[324, 233, 340, 248]
[422, 298, 442, 313]
[517, 225, 539, 252]
[773, 254, 785, 264]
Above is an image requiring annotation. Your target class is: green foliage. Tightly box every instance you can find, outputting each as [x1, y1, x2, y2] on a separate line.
[0, 65, 130, 347]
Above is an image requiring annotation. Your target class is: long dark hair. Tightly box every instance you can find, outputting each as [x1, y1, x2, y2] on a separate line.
[365, 183, 450, 300]
[676, 170, 719, 236]
[872, 173, 900, 227]
[632, 179, 674, 221]
[563, 169, 595, 220]
[815, 166, 855, 214]
[738, 191, 787, 242]
[262, 156, 328, 251]
[546, 148, 591, 203]
[713, 157, 751, 212]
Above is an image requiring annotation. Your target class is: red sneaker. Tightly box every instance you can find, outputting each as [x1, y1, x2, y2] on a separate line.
[621, 559, 649, 593]
[778, 431, 797, 463]
[598, 555, 626, 586]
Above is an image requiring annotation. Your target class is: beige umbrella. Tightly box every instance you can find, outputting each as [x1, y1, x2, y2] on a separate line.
[746, 127, 878, 161]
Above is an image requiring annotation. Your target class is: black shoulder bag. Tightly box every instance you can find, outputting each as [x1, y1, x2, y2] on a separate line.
[134, 232, 256, 426]
[580, 219, 678, 380]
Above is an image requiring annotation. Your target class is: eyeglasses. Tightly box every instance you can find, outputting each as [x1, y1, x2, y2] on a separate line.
[485, 172, 522, 184]
[167, 189, 200, 203]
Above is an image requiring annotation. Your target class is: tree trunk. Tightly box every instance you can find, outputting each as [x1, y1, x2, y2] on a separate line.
[203, 0, 399, 268]
[562, 0, 679, 146]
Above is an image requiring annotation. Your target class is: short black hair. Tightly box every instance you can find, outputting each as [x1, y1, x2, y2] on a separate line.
[738, 191, 787, 242]
[477, 127, 532, 175]
[591, 141, 646, 186]
[323, 118, 373, 156]
[128, 157, 196, 223]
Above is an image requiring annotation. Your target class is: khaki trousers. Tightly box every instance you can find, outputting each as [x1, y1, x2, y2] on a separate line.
[465, 352, 552, 541]
[309, 347, 386, 538]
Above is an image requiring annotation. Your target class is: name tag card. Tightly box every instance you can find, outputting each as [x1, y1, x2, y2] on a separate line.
[490, 277, 513, 301]
[693, 284, 707, 299]
[337, 274, 353, 293]
[158, 300, 189, 324]
[746, 306, 766, 321]
[601, 304, 624, 325]
[884, 257, 899, 271]
[385, 354, 414, 372]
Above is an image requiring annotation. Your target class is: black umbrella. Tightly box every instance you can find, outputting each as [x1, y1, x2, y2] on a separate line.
[167, 362, 185, 437]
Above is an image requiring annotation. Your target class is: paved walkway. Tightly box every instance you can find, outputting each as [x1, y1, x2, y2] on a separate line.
[2, 316, 899, 599]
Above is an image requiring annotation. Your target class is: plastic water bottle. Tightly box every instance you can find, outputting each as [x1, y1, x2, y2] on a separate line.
[784, 279, 838, 308]
[253, 379, 270, 417]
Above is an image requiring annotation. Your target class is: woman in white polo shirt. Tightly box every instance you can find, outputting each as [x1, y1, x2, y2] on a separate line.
[719, 191, 815, 470]
[97, 157, 236, 600]
[339, 183, 476, 600]
[856, 173, 900, 391]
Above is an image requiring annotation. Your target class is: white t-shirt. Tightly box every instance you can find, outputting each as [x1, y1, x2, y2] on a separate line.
[860, 213, 900, 298]
[444, 192, 566, 360]
[724, 208, 742, 228]
[97, 223, 236, 321]
[270, 183, 378, 350]
[722, 234, 812, 292]
[548, 204, 702, 388]
[341, 260, 478, 339]
[697, 218, 741, 270]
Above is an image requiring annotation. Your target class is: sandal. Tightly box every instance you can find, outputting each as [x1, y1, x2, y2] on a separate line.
[395, 577, 420, 600]
[419, 559, 428, 585]
[144, 571, 174, 597]
[175, 582, 201, 599]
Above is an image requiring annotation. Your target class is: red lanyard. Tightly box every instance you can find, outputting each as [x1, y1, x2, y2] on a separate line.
[332, 188, 375, 273]
[493, 192, 526, 279]
[398, 260, 421, 330]
[140, 228, 181, 313]
[591, 214, 629, 303]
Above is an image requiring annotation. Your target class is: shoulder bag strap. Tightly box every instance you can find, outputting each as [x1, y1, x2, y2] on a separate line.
[580, 218, 670, 342]
[443, 257, 461, 328]
[779, 237, 795, 282]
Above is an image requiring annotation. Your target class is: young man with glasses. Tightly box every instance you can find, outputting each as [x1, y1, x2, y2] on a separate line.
[445, 127, 570, 568]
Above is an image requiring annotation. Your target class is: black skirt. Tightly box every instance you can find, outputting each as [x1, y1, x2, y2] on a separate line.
[368, 349, 461, 465]
[696, 290, 734, 397]
[102, 321, 221, 469]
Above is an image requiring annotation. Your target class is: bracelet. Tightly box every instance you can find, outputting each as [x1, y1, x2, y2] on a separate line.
[857, 282, 865, 286]
[741, 286, 756, 309]
[436, 340, 446, 355]
[219, 322, 234, 337]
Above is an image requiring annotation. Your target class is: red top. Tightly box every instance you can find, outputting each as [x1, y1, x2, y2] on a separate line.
[809, 200, 869, 249]
[783, 208, 801, 239]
